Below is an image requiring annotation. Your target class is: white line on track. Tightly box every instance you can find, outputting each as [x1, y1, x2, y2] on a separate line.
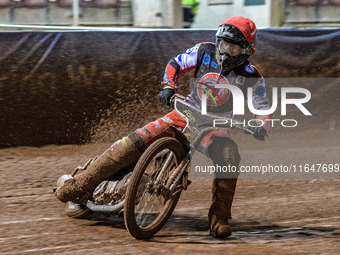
[1, 244, 79, 255]
[0, 194, 52, 199]
[0, 217, 62, 225]
[51, 246, 116, 255]
[276, 216, 340, 224]
[1, 240, 118, 254]
[0, 233, 50, 242]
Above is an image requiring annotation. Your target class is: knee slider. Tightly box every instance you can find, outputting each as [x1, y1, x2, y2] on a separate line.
[209, 138, 240, 165]
[127, 131, 147, 153]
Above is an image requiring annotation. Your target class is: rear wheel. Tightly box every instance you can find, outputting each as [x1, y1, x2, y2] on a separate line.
[124, 137, 186, 239]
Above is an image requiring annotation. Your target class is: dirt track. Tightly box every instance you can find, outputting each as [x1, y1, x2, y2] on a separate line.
[1, 128, 339, 254]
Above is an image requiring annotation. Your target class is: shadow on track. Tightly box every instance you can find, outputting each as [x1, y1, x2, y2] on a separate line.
[79, 212, 340, 243]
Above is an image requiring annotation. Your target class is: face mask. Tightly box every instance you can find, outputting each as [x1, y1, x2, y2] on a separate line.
[216, 50, 250, 74]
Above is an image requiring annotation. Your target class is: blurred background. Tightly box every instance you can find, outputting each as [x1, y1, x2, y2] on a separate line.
[0, 0, 339, 29]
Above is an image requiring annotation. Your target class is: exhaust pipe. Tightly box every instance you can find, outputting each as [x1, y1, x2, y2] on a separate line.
[86, 200, 125, 213]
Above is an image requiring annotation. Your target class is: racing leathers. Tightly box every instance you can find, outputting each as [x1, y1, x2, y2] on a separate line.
[154, 42, 271, 147]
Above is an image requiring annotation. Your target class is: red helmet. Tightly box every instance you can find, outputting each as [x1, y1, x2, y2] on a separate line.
[216, 16, 257, 54]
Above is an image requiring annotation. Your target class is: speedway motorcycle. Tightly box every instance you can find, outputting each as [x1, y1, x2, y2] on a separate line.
[56, 94, 251, 239]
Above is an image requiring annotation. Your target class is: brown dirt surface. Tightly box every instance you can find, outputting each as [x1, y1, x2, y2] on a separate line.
[1, 129, 339, 254]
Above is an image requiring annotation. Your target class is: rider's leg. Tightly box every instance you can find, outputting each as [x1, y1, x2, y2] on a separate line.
[55, 110, 186, 203]
[55, 131, 146, 202]
[136, 110, 187, 147]
[207, 138, 240, 238]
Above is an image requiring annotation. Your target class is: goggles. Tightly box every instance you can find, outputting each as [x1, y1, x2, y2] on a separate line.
[217, 38, 247, 56]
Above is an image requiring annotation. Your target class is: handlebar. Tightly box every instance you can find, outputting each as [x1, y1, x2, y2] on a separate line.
[170, 94, 254, 135]
[169, 93, 186, 107]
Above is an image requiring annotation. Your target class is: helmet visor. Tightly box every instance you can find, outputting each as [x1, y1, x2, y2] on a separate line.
[217, 39, 247, 56]
[216, 25, 249, 47]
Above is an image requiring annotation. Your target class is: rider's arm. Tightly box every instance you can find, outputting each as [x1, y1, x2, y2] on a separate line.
[162, 43, 201, 93]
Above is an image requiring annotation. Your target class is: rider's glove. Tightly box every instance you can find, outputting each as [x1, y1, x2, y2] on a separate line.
[158, 88, 175, 106]
[245, 120, 267, 141]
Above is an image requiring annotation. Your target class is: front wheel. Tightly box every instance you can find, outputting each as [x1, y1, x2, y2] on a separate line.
[124, 137, 186, 239]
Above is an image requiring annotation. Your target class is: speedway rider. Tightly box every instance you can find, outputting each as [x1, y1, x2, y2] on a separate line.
[55, 16, 271, 238]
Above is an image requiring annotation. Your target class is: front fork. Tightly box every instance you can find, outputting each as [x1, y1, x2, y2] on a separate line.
[164, 154, 191, 198]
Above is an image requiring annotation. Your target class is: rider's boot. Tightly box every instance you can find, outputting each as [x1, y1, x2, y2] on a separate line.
[55, 132, 146, 203]
[208, 138, 240, 238]
[209, 178, 238, 238]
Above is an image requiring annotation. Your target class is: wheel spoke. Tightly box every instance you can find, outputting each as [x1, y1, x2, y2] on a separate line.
[124, 137, 186, 239]
[134, 150, 175, 228]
